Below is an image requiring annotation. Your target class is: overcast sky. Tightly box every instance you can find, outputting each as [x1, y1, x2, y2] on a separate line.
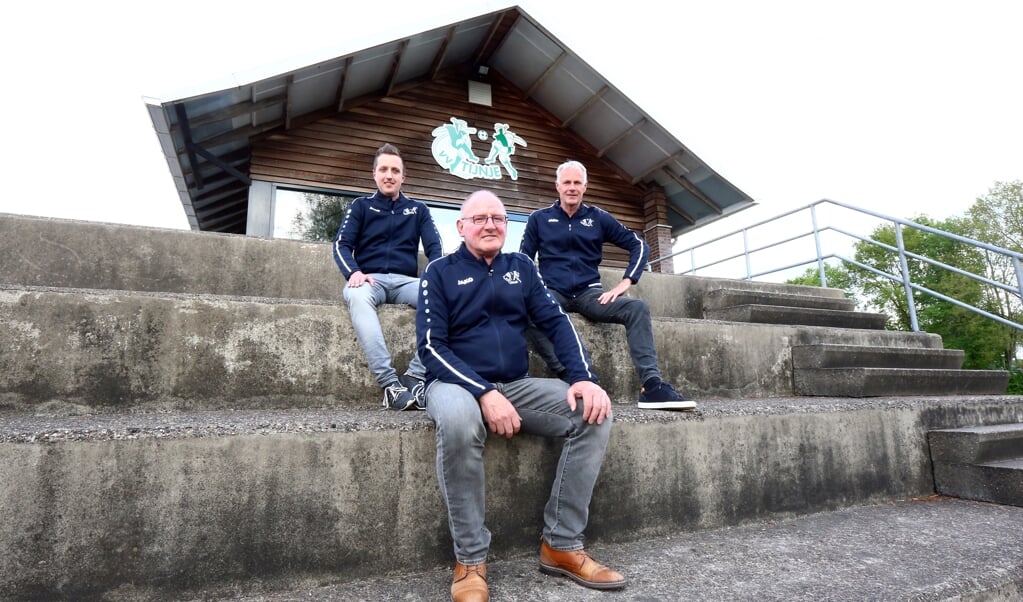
[3, 0, 1020, 276]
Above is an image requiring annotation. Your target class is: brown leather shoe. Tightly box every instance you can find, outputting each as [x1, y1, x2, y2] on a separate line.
[451, 561, 488, 602]
[539, 539, 626, 590]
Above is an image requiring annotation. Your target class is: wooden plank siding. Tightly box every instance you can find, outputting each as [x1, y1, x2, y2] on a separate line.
[250, 72, 665, 270]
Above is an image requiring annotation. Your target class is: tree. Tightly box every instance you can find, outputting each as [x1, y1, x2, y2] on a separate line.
[786, 184, 1022, 377]
[964, 180, 1023, 369]
[791, 213, 1016, 370]
[291, 192, 355, 242]
[968, 180, 1023, 252]
[848, 215, 1014, 369]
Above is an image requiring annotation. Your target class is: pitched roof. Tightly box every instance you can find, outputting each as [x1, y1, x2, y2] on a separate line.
[145, 4, 754, 237]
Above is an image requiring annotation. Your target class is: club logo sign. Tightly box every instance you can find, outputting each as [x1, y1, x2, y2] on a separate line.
[431, 117, 528, 180]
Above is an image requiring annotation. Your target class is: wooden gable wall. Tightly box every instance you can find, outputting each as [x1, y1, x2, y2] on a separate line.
[250, 71, 659, 268]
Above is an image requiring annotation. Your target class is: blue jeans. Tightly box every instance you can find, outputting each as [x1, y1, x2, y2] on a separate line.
[425, 378, 612, 564]
[342, 272, 426, 388]
[528, 287, 662, 384]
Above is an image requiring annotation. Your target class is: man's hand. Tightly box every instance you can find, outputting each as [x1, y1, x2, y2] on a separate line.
[347, 270, 375, 288]
[566, 381, 612, 424]
[480, 390, 522, 439]
[598, 278, 632, 304]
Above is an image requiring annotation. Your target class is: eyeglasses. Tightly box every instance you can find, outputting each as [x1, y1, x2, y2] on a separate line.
[460, 214, 508, 226]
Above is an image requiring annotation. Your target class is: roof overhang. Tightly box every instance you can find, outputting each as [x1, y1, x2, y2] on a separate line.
[145, 4, 754, 237]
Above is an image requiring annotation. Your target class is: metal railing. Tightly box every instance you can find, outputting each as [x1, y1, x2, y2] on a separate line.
[650, 198, 1023, 333]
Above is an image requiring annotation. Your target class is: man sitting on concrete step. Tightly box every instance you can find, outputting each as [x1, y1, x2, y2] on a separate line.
[520, 160, 697, 411]
[418, 190, 625, 602]
[332, 143, 443, 410]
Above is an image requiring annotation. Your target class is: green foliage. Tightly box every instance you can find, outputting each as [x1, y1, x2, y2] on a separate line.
[963, 180, 1023, 368]
[785, 263, 860, 304]
[847, 214, 1016, 367]
[787, 180, 1022, 378]
[926, 301, 1009, 369]
[292, 192, 355, 242]
[967, 180, 1023, 253]
[848, 216, 976, 328]
[1006, 368, 1023, 395]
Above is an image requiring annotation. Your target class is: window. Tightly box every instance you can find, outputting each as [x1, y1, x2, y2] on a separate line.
[272, 187, 354, 241]
[271, 185, 528, 253]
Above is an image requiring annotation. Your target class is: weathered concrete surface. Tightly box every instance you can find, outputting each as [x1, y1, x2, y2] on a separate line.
[3, 213, 1018, 600]
[793, 344, 966, 369]
[929, 423, 1023, 507]
[632, 270, 850, 320]
[0, 286, 368, 410]
[703, 287, 857, 311]
[8, 212, 994, 406]
[1, 397, 1022, 599]
[929, 422, 1023, 464]
[795, 367, 1010, 397]
[1, 285, 951, 410]
[184, 497, 1023, 602]
[0, 212, 844, 318]
[704, 304, 888, 329]
[0, 213, 343, 301]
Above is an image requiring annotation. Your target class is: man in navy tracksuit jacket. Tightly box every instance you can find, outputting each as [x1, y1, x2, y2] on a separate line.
[333, 143, 442, 410]
[417, 190, 625, 601]
[520, 160, 696, 411]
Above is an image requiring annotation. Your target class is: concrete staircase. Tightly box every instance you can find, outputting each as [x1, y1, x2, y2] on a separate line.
[705, 287, 1009, 397]
[1, 212, 1021, 600]
[929, 422, 1023, 507]
[703, 287, 888, 329]
[792, 343, 1010, 397]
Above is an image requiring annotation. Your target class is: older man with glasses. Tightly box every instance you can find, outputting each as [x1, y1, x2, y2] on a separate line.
[417, 190, 625, 602]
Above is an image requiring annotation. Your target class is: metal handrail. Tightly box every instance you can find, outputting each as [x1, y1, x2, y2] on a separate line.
[651, 198, 1023, 333]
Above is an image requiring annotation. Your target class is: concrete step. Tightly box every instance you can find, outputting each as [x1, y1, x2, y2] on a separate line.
[0, 284, 368, 412]
[0, 213, 856, 322]
[0, 213, 342, 302]
[180, 497, 1023, 602]
[791, 344, 1006, 398]
[2, 285, 961, 412]
[6, 213, 996, 401]
[794, 367, 1010, 397]
[929, 423, 1023, 464]
[704, 287, 857, 312]
[933, 460, 1023, 508]
[929, 423, 1023, 507]
[793, 343, 965, 370]
[699, 282, 883, 331]
[704, 304, 888, 329]
[3, 396, 1021, 599]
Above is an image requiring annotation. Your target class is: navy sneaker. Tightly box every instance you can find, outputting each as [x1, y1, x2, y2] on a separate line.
[382, 381, 416, 411]
[399, 374, 427, 411]
[638, 379, 697, 411]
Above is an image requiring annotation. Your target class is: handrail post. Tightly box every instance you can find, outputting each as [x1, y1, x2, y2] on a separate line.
[811, 204, 827, 288]
[742, 228, 751, 280]
[1014, 256, 1023, 300]
[894, 224, 920, 331]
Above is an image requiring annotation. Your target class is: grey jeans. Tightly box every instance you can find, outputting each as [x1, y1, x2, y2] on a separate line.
[528, 287, 662, 384]
[425, 377, 613, 564]
[342, 272, 426, 387]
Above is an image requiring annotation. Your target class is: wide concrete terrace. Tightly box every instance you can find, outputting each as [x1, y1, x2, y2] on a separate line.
[1, 213, 1021, 600]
